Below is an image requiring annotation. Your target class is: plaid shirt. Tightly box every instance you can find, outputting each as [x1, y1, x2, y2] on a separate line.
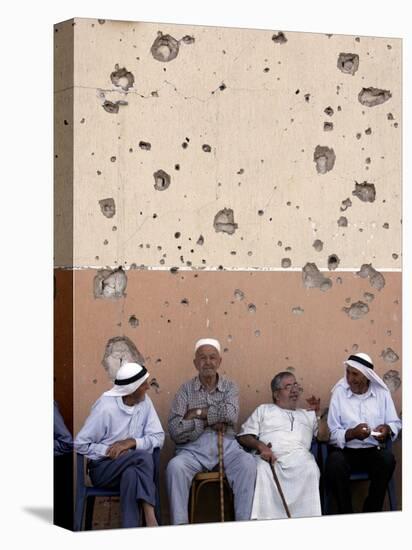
[168, 375, 239, 444]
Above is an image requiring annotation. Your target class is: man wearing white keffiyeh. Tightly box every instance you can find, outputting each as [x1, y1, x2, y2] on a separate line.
[325, 352, 401, 513]
[75, 362, 164, 527]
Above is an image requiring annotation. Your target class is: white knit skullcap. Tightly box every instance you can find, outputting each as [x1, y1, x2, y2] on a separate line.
[194, 338, 221, 354]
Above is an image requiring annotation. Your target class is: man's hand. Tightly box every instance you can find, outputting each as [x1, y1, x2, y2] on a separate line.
[306, 395, 321, 415]
[210, 422, 228, 433]
[106, 438, 136, 460]
[346, 423, 371, 441]
[184, 407, 208, 420]
[372, 424, 391, 442]
[258, 442, 277, 464]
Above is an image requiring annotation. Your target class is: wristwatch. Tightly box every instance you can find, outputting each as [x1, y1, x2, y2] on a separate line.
[196, 408, 202, 417]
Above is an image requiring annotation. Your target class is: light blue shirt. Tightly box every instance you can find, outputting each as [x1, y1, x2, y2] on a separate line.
[75, 394, 165, 460]
[327, 384, 401, 449]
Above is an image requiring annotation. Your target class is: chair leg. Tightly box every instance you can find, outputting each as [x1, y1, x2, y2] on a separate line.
[74, 490, 86, 531]
[189, 483, 197, 523]
[84, 496, 95, 530]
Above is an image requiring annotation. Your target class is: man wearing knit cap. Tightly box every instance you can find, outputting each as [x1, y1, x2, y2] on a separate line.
[166, 338, 257, 524]
[325, 352, 401, 513]
[75, 362, 164, 528]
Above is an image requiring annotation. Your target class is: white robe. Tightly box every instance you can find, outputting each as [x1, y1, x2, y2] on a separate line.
[238, 403, 321, 520]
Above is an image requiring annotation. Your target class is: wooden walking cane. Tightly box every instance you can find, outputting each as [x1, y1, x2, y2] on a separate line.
[267, 442, 291, 518]
[218, 428, 225, 522]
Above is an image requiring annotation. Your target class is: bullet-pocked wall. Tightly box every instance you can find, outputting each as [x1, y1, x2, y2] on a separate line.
[54, 18, 402, 525]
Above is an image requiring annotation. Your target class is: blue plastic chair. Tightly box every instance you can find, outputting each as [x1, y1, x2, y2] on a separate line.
[74, 448, 161, 531]
[321, 439, 397, 513]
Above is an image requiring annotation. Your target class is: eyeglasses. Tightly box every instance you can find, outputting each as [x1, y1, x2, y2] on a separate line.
[280, 383, 301, 391]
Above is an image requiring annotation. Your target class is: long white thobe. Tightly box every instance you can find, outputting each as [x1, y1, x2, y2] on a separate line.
[238, 403, 321, 520]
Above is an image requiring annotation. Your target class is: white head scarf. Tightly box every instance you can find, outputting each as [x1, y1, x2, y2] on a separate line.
[104, 362, 150, 397]
[331, 352, 389, 393]
[194, 338, 221, 354]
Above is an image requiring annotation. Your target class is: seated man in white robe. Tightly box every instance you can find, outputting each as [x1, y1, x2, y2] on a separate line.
[237, 371, 329, 520]
[75, 362, 165, 528]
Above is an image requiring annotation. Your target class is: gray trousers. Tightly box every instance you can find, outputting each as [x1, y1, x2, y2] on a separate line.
[166, 432, 257, 524]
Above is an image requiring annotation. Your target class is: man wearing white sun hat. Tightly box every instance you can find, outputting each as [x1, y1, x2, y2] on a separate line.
[75, 362, 164, 527]
[325, 352, 401, 513]
[166, 338, 257, 524]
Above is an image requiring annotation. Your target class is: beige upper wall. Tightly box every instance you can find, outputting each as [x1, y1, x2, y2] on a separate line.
[54, 18, 401, 270]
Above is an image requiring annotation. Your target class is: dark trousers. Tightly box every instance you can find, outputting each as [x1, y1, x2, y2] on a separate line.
[88, 449, 156, 528]
[54, 453, 74, 529]
[325, 446, 396, 513]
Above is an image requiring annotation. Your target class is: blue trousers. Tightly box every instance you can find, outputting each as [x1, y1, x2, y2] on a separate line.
[89, 449, 156, 528]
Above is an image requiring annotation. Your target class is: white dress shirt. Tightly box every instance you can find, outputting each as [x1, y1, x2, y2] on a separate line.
[327, 383, 401, 449]
[75, 394, 165, 460]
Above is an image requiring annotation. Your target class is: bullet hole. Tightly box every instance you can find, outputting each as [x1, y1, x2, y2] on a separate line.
[97, 170, 102, 176]
[328, 254, 340, 270]
[254, 330, 261, 337]
[151, 32, 180, 62]
[139, 141, 152, 150]
[383, 370, 401, 392]
[387, 113, 394, 120]
[103, 239, 109, 245]
[336, 277, 343, 285]
[302, 263, 332, 292]
[99, 198, 116, 218]
[392, 253, 399, 260]
[286, 366, 295, 373]
[129, 315, 139, 328]
[182, 142, 189, 149]
[94, 267, 127, 299]
[364, 292, 375, 303]
[101, 336, 145, 380]
[174, 232, 181, 239]
[102, 100, 128, 113]
[264, 67, 270, 72]
[174, 164, 180, 171]
[381, 348, 399, 363]
[213, 208, 238, 235]
[338, 216, 348, 227]
[343, 301, 369, 320]
[272, 32, 287, 44]
[357, 264, 386, 291]
[304, 94, 310, 103]
[64, 120, 69, 125]
[110, 156, 117, 163]
[313, 146, 336, 174]
[324, 122, 334, 131]
[313, 239, 323, 252]
[277, 241, 283, 247]
[285, 246, 292, 252]
[324, 106, 334, 117]
[234, 289, 245, 301]
[248, 303, 257, 313]
[181, 35, 195, 44]
[365, 157, 371, 165]
[358, 87, 392, 107]
[153, 169, 171, 191]
[292, 307, 304, 315]
[98, 19, 106, 24]
[365, 127, 372, 135]
[356, 133, 362, 140]
[218, 83, 227, 91]
[352, 344, 359, 352]
[340, 198, 352, 212]
[170, 267, 179, 274]
[150, 378, 160, 393]
[383, 222, 389, 229]
[337, 53, 359, 75]
[110, 64, 135, 91]
[352, 181, 376, 202]
[281, 258, 292, 268]
[202, 144, 212, 153]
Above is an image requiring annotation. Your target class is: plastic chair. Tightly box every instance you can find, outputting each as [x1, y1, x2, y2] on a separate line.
[321, 439, 397, 513]
[74, 448, 161, 531]
[189, 470, 234, 523]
